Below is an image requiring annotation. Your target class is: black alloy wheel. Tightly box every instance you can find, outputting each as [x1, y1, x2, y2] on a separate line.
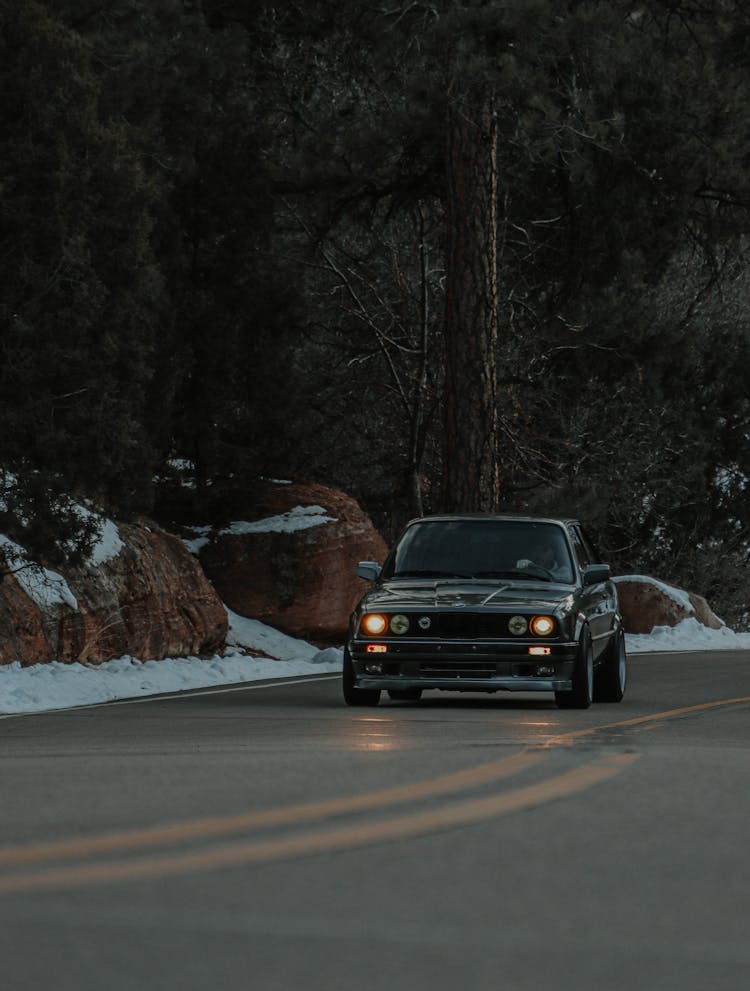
[593, 627, 627, 702]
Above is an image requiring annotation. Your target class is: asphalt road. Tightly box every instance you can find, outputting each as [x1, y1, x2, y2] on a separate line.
[1, 651, 750, 991]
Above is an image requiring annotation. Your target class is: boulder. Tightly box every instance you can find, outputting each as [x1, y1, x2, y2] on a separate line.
[0, 570, 53, 667]
[0, 519, 227, 667]
[197, 480, 388, 642]
[613, 576, 724, 635]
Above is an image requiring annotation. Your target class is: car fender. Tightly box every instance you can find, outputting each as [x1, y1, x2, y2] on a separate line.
[574, 611, 590, 644]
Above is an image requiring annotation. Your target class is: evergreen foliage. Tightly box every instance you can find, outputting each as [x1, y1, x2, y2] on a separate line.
[1, 0, 750, 620]
[0, 0, 161, 555]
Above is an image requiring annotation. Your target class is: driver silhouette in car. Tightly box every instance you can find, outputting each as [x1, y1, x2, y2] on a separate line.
[516, 539, 572, 581]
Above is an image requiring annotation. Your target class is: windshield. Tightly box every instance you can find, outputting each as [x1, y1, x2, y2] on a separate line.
[383, 519, 576, 584]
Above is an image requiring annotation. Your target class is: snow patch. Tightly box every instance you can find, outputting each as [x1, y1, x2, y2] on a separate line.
[74, 506, 124, 565]
[182, 526, 212, 555]
[0, 535, 78, 610]
[181, 506, 336, 555]
[626, 617, 750, 653]
[227, 610, 320, 661]
[221, 505, 335, 535]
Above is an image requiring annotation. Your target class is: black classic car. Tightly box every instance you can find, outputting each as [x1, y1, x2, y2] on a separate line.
[343, 514, 626, 709]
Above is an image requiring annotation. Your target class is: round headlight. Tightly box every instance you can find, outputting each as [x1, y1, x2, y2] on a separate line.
[530, 615, 555, 637]
[361, 613, 387, 636]
[390, 614, 410, 635]
[508, 615, 528, 636]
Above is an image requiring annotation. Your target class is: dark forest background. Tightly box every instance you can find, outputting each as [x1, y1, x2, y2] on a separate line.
[2, 0, 750, 624]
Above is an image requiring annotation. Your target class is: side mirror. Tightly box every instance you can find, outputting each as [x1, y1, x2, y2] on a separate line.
[357, 561, 382, 582]
[582, 564, 610, 587]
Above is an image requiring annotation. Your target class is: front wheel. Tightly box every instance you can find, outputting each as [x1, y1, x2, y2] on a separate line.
[342, 647, 381, 707]
[555, 632, 593, 709]
[593, 628, 627, 703]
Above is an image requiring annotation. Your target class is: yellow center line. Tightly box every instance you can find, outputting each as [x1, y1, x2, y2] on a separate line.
[0, 749, 546, 868]
[548, 694, 750, 746]
[2, 693, 748, 890]
[0, 754, 638, 895]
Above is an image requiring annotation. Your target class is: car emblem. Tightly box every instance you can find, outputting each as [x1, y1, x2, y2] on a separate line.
[418, 616, 431, 630]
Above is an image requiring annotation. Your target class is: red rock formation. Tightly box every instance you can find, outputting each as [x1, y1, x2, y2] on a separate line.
[0, 571, 52, 667]
[686, 591, 725, 631]
[198, 480, 388, 642]
[614, 576, 723, 635]
[0, 520, 227, 666]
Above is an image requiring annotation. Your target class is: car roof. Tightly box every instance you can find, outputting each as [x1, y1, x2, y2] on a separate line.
[404, 513, 581, 528]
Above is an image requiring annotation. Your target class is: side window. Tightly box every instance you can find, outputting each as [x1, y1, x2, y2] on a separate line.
[577, 526, 599, 563]
[568, 526, 590, 569]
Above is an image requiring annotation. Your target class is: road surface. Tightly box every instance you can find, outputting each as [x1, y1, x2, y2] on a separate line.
[1, 651, 749, 990]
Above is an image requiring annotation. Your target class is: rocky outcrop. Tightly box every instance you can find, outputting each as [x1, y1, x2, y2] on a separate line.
[614, 576, 724, 635]
[197, 480, 388, 642]
[0, 570, 53, 667]
[0, 520, 227, 667]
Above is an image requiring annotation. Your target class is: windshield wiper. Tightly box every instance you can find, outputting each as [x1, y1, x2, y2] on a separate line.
[392, 569, 474, 579]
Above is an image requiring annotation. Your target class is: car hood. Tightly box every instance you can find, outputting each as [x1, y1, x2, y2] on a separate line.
[362, 579, 573, 612]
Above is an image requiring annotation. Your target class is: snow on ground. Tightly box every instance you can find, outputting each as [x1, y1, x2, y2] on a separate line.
[626, 617, 750, 652]
[2, 610, 749, 716]
[0, 608, 342, 716]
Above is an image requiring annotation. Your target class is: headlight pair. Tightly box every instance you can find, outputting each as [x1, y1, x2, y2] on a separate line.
[361, 613, 409, 636]
[509, 614, 555, 637]
[360, 612, 555, 637]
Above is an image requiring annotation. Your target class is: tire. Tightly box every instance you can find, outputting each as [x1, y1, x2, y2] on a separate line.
[342, 647, 381, 707]
[555, 631, 594, 709]
[387, 688, 423, 701]
[593, 628, 627, 703]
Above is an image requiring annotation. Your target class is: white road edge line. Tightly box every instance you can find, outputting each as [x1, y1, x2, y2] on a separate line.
[0, 674, 341, 720]
[3, 649, 749, 720]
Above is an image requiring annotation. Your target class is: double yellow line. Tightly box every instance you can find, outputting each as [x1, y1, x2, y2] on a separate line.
[1, 695, 748, 894]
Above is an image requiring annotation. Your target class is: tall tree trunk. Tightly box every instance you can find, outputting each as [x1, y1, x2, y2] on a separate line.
[407, 204, 431, 518]
[441, 90, 500, 513]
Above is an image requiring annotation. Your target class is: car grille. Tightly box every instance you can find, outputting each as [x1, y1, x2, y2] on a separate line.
[419, 613, 513, 638]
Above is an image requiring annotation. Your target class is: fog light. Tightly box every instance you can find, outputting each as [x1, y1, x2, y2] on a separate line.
[390, 614, 410, 635]
[366, 644, 387, 653]
[365, 662, 384, 675]
[508, 615, 528, 636]
[528, 646, 551, 656]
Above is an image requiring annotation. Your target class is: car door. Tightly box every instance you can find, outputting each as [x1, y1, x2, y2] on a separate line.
[568, 524, 617, 658]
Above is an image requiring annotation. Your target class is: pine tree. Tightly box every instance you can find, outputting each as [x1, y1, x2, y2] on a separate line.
[0, 1, 162, 555]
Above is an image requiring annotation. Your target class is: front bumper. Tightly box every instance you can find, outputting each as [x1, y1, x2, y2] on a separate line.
[350, 638, 578, 693]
